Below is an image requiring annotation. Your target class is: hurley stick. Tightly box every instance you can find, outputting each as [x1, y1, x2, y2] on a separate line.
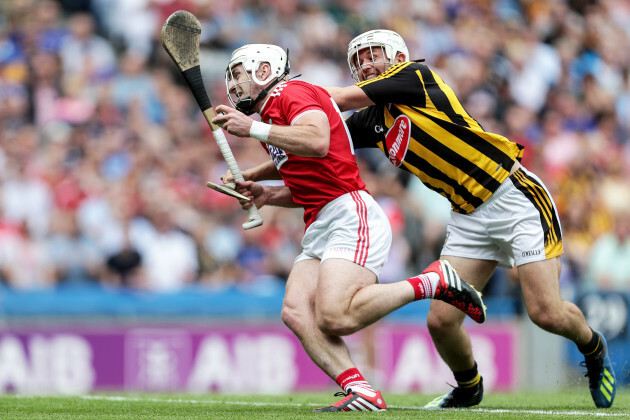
[161, 10, 263, 230]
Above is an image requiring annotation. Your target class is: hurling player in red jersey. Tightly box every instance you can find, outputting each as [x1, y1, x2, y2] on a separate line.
[212, 44, 485, 412]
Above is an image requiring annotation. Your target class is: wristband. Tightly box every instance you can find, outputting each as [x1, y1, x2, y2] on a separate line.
[249, 121, 272, 143]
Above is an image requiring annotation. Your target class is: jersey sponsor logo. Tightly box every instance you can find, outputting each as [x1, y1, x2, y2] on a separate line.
[267, 144, 288, 169]
[384, 115, 411, 167]
[374, 125, 384, 133]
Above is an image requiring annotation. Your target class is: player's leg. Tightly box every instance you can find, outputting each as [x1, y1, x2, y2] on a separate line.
[316, 257, 486, 337]
[282, 258, 387, 412]
[306, 258, 387, 411]
[315, 257, 411, 335]
[422, 177, 521, 409]
[518, 257, 616, 408]
[423, 256, 495, 409]
[512, 166, 616, 408]
[518, 257, 589, 340]
[427, 256, 495, 370]
[281, 259, 354, 377]
[316, 193, 486, 335]
[313, 254, 486, 413]
[281, 192, 389, 412]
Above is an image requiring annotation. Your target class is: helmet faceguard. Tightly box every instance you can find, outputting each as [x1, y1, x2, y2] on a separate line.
[226, 44, 290, 115]
[347, 30, 409, 82]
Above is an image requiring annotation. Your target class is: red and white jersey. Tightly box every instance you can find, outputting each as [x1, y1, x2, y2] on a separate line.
[259, 80, 367, 228]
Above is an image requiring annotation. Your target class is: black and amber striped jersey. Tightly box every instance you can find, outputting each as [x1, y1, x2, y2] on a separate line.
[345, 61, 524, 214]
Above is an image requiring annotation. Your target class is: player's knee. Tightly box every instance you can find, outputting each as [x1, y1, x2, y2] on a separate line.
[316, 311, 357, 336]
[281, 302, 309, 336]
[427, 306, 464, 337]
[528, 309, 563, 333]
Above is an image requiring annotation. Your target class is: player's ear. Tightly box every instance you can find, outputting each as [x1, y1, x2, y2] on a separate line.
[395, 52, 407, 63]
[258, 62, 271, 81]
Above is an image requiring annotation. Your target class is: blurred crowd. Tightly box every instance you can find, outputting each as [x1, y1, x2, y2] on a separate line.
[0, 0, 629, 297]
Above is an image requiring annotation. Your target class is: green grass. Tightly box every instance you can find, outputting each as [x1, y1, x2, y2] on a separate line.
[0, 390, 628, 419]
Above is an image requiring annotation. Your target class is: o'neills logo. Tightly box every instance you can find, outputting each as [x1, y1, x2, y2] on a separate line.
[385, 115, 411, 167]
[341, 373, 361, 387]
[522, 249, 542, 257]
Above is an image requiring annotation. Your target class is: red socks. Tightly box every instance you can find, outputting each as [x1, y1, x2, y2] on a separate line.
[336, 368, 377, 397]
[406, 273, 435, 301]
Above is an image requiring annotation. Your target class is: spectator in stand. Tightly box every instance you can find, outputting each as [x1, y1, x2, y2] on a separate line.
[46, 208, 104, 285]
[504, 26, 562, 112]
[27, 50, 63, 128]
[59, 12, 117, 94]
[129, 204, 198, 292]
[109, 51, 164, 124]
[32, 0, 68, 54]
[103, 227, 144, 289]
[1, 158, 53, 240]
[0, 220, 56, 290]
[584, 179, 630, 291]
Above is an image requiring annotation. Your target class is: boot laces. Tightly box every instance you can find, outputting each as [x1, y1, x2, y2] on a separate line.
[330, 390, 353, 406]
[580, 356, 603, 389]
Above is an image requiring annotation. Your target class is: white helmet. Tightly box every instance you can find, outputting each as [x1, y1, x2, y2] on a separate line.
[347, 29, 409, 82]
[226, 44, 290, 114]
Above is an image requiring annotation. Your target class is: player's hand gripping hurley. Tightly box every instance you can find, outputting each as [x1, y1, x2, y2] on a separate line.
[161, 10, 263, 230]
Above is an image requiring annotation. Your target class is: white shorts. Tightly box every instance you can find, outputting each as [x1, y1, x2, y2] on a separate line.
[295, 190, 392, 277]
[442, 167, 563, 268]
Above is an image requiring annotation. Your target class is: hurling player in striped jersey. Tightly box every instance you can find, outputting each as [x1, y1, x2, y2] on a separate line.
[329, 29, 615, 409]
[230, 30, 616, 410]
[214, 43, 486, 412]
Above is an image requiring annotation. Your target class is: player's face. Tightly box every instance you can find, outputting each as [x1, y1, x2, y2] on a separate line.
[355, 46, 389, 81]
[227, 63, 254, 102]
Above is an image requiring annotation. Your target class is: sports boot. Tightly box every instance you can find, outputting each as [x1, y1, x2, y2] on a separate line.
[581, 330, 616, 408]
[425, 260, 486, 323]
[423, 377, 484, 409]
[313, 389, 387, 412]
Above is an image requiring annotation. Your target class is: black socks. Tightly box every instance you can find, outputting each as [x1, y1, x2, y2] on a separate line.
[578, 328, 602, 358]
[454, 362, 481, 389]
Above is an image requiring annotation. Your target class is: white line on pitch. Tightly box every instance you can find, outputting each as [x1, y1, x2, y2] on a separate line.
[81, 395, 306, 407]
[392, 405, 624, 416]
[80, 395, 625, 417]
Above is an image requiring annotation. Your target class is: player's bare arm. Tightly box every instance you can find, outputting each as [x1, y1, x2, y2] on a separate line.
[326, 85, 374, 112]
[213, 105, 330, 157]
[235, 180, 298, 210]
[222, 160, 280, 184]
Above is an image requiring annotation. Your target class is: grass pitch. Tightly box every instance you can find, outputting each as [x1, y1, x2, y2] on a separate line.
[1, 390, 628, 419]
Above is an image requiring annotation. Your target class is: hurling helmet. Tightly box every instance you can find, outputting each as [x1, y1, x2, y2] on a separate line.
[347, 29, 409, 82]
[226, 44, 290, 114]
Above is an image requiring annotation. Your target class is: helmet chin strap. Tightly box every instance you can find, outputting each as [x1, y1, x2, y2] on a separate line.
[236, 49, 291, 115]
[235, 77, 282, 115]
